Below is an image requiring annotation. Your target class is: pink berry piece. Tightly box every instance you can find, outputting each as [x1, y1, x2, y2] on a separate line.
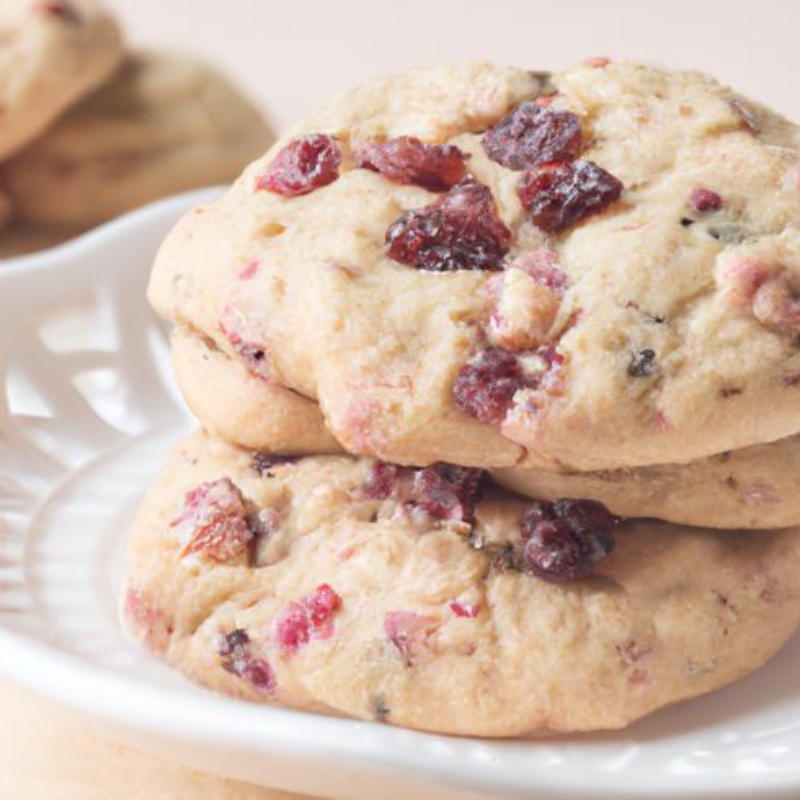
[255, 134, 341, 197]
[689, 188, 723, 213]
[384, 177, 513, 272]
[517, 160, 623, 233]
[452, 347, 531, 425]
[483, 104, 583, 170]
[384, 611, 437, 666]
[275, 584, 343, 655]
[172, 478, 254, 563]
[450, 601, 479, 618]
[520, 498, 617, 582]
[218, 629, 277, 694]
[361, 461, 484, 523]
[357, 136, 468, 191]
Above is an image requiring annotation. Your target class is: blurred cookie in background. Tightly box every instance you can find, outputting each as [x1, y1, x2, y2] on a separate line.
[1, 51, 273, 229]
[0, 0, 123, 160]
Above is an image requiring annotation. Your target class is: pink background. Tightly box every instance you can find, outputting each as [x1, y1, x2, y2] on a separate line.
[102, 0, 799, 135]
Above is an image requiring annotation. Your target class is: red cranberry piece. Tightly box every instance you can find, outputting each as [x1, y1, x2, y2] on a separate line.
[362, 462, 401, 499]
[384, 177, 512, 272]
[255, 134, 341, 197]
[241, 659, 277, 693]
[517, 160, 623, 232]
[411, 463, 483, 522]
[483, 104, 583, 170]
[519, 500, 556, 535]
[219, 307, 270, 378]
[452, 347, 528, 425]
[689, 188, 723, 213]
[172, 478, 254, 562]
[450, 601, 479, 618]
[304, 583, 342, 631]
[275, 584, 343, 655]
[521, 498, 617, 582]
[357, 136, 468, 192]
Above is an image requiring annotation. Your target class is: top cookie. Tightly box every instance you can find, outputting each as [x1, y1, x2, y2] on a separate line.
[0, 0, 123, 160]
[150, 60, 800, 471]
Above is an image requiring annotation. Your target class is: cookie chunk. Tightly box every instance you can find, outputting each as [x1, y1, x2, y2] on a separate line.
[148, 60, 800, 471]
[0, 0, 123, 159]
[2, 52, 272, 225]
[124, 430, 800, 736]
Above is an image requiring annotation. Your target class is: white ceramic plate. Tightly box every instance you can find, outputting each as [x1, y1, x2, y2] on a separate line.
[2, 189, 800, 800]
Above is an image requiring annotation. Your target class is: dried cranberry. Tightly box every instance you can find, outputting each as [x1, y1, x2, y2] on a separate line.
[275, 584, 343, 655]
[517, 160, 623, 232]
[255, 134, 341, 197]
[172, 478, 254, 562]
[450, 601, 479, 618]
[411, 463, 483, 522]
[452, 348, 528, 425]
[384, 177, 512, 272]
[219, 629, 276, 693]
[520, 498, 617, 582]
[689, 188, 723, 213]
[357, 136, 467, 191]
[362, 461, 484, 524]
[483, 104, 583, 170]
[362, 462, 401, 499]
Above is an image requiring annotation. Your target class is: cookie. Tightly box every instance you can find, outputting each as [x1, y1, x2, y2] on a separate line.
[0, 0, 123, 160]
[148, 60, 800, 472]
[173, 324, 800, 529]
[493, 433, 800, 529]
[124, 430, 800, 736]
[2, 52, 273, 226]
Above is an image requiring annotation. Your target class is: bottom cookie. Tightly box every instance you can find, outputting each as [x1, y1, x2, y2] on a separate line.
[124, 430, 800, 737]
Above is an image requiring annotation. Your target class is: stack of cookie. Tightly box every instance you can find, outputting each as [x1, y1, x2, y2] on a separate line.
[0, 0, 271, 252]
[127, 60, 800, 736]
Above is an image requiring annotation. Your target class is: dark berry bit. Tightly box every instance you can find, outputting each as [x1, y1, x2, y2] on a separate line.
[357, 136, 468, 191]
[452, 347, 529, 425]
[628, 348, 657, 378]
[218, 629, 276, 693]
[483, 104, 583, 170]
[275, 584, 343, 655]
[411, 463, 484, 522]
[517, 160, 623, 233]
[520, 498, 617, 582]
[255, 134, 341, 197]
[172, 478, 254, 562]
[689, 188, 723, 213]
[384, 177, 512, 272]
[361, 461, 484, 523]
[252, 452, 295, 477]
